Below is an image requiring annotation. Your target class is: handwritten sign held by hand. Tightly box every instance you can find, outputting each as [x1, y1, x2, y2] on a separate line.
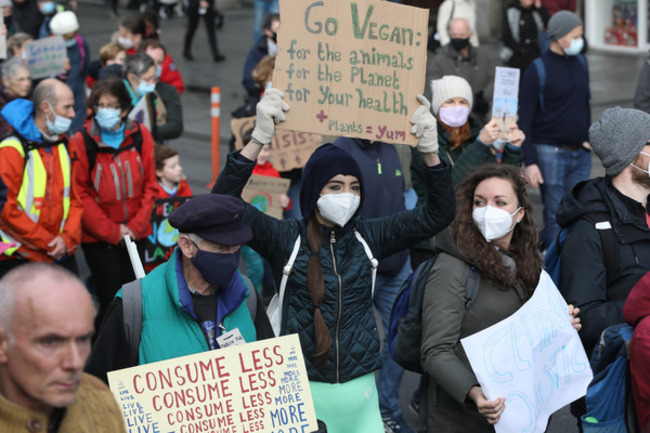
[25, 36, 67, 79]
[461, 270, 593, 433]
[491, 67, 520, 145]
[275, 0, 428, 145]
[108, 334, 318, 433]
[231, 116, 322, 171]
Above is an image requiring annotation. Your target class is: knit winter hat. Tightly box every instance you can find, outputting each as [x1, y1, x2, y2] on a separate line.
[589, 107, 650, 176]
[50, 11, 79, 36]
[547, 11, 582, 41]
[430, 75, 474, 116]
[299, 143, 364, 221]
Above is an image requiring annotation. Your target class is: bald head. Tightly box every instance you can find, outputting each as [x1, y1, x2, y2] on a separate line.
[0, 263, 95, 415]
[449, 18, 472, 39]
[0, 263, 93, 336]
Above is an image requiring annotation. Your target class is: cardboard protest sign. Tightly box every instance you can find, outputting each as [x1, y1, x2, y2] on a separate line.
[231, 116, 322, 171]
[108, 334, 318, 433]
[25, 36, 67, 79]
[129, 96, 154, 131]
[143, 197, 192, 268]
[491, 67, 520, 148]
[242, 175, 291, 220]
[274, 0, 428, 146]
[461, 270, 593, 433]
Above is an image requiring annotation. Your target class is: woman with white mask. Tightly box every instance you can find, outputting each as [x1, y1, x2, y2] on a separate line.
[213, 89, 455, 432]
[419, 164, 581, 431]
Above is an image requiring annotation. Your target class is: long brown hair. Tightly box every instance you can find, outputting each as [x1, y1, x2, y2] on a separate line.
[306, 216, 331, 367]
[439, 117, 472, 151]
[450, 164, 541, 297]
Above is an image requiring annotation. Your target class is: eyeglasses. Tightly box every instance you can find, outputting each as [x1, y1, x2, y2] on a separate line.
[95, 105, 121, 110]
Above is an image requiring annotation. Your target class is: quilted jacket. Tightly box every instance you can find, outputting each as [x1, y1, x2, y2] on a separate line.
[213, 152, 455, 383]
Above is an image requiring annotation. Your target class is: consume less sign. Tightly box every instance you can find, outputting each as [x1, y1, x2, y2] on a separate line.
[108, 334, 317, 433]
[274, 0, 428, 145]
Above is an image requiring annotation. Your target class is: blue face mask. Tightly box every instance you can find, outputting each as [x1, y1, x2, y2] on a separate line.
[39, 1, 56, 14]
[155, 66, 162, 81]
[64, 37, 77, 48]
[95, 108, 122, 131]
[191, 245, 240, 289]
[45, 102, 72, 136]
[563, 38, 584, 56]
[136, 80, 155, 98]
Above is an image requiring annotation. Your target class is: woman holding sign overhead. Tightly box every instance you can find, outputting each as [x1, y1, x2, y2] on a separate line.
[419, 164, 581, 431]
[212, 89, 455, 432]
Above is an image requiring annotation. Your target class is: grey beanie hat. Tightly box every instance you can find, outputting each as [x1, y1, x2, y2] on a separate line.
[547, 11, 583, 41]
[589, 107, 650, 176]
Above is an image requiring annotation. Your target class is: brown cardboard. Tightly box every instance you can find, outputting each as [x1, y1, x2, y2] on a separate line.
[241, 174, 291, 219]
[231, 116, 323, 171]
[275, 0, 428, 146]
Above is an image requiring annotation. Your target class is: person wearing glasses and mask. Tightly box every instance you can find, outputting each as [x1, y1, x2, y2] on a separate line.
[211, 89, 455, 432]
[70, 76, 157, 330]
[86, 193, 275, 384]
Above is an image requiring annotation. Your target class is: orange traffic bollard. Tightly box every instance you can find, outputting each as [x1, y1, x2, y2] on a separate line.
[208, 86, 221, 189]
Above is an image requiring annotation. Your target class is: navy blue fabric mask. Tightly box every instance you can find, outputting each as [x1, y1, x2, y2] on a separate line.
[191, 245, 240, 289]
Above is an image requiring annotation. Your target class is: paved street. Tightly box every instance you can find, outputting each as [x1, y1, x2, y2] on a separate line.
[74, 1, 648, 431]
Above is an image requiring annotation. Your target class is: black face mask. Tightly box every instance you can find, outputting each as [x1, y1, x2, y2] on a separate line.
[269, 31, 277, 44]
[450, 37, 470, 51]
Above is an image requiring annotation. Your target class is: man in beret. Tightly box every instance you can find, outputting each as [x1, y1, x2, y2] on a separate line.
[85, 194, 274, 383]
[518, 10, 592, 251]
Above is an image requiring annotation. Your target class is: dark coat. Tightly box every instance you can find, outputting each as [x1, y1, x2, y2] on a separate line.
[557, 177, 650, 355]
[502, 3, 550, 71]
[242, 37, 268, 99]
[421, 231, 527, 432]
[154, 81, 183, 141]
[212, 152, 455, 383]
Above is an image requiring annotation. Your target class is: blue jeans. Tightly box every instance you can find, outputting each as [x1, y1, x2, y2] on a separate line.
[535, 144, 591, 250]
[253, 0, 279, 43]
[375, 256, 412, 418]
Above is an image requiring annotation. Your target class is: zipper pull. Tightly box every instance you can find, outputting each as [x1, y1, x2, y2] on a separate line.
[330, 231, 336, 244]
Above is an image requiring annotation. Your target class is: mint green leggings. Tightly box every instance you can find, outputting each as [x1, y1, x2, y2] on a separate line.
[309, 373, 384, 433]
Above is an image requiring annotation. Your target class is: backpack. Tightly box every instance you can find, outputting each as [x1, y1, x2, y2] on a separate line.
[388, 254, 479, 373]
[581, 323, 639, 433]
[533, 54, 589, 113]
[79, 123, 143, 177]
[267, 230, 378, 337]
[121, 273, 259, 366]
[544, 212, 619, 293]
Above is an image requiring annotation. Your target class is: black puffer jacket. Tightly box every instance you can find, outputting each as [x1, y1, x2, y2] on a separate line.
[213, 152, 455, 383]
[557, 177, 650, 355]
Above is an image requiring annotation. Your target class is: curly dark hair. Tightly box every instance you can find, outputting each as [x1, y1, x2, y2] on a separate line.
[450, 164, 541, 297]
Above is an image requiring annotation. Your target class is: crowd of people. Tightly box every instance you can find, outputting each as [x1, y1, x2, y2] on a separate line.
[0, 1, 650, 433]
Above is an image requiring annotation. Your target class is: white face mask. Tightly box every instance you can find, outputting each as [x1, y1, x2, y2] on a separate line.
[631, 151, 650, 176]
[316, 193, 361, 227]
[472, 205, 521, 242]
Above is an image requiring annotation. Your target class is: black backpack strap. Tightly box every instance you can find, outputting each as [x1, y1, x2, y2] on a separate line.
[121, 279, 143, 366]
[79, 128, 98, 176]
[581, 212, 619, 286]
[464, 265, 480, 312]
[241, 273, 258, 321]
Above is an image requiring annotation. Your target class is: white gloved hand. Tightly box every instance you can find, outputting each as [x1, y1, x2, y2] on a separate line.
[410, 94, 439, 154]
[251, 88, 290, 145]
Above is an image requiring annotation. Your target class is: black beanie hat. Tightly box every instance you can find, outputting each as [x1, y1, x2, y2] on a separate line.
[299, 143, 364, 221]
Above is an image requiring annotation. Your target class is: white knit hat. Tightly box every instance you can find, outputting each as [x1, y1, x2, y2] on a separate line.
[50, 11, 79, 36]
[430, 75, 474, 115]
